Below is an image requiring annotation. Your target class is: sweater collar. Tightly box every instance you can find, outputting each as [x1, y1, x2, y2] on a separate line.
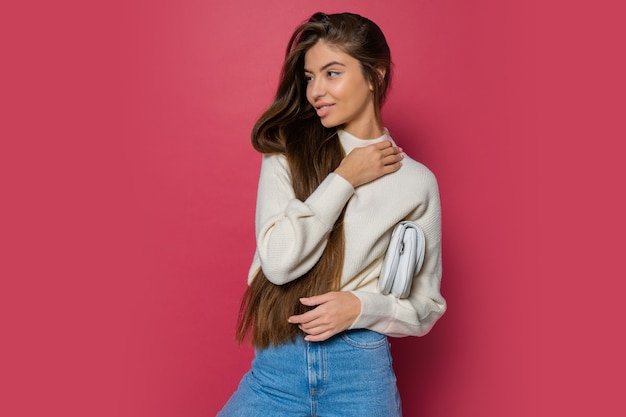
[337, 128, 392, 154]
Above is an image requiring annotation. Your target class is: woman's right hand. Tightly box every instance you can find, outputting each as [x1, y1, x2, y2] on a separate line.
[334, 140, 404, 188]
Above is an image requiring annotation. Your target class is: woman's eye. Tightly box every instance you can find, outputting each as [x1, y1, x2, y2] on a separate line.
[327, 71, 340, 78]
[304, 75, 313, 83]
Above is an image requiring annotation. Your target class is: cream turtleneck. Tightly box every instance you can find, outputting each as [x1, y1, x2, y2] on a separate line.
[248, 129, 446, 337]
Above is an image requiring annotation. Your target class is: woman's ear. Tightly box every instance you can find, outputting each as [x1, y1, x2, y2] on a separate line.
[369, 66, 387, 91]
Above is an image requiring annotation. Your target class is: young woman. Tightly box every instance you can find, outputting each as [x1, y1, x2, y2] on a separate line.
[218, 12, 446, 417]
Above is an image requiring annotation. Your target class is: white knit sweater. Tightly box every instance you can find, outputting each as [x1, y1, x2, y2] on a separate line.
[247, 129, 446, 337]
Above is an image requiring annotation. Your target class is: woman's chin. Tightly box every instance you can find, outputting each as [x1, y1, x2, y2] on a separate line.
[320, 118, 340, 129]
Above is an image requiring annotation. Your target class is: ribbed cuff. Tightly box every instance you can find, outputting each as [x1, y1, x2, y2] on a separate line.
[304, 173, 354, 227]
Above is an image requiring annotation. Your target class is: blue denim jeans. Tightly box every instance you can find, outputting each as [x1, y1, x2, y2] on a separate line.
[217, 329, 402, 417]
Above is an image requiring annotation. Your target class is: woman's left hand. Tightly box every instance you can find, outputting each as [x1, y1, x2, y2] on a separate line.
[288, 291, 361, 342]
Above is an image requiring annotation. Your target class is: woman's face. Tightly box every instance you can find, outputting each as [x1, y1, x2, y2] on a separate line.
[304, 41, 379, 138]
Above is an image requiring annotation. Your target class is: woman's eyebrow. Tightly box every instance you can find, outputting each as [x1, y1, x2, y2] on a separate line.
[304, 61, 347, 73]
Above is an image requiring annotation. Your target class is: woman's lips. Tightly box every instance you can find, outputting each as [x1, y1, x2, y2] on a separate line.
[316, 104, 334, 117]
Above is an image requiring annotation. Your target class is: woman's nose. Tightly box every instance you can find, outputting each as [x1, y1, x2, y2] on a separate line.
[309, 78, 326, 99]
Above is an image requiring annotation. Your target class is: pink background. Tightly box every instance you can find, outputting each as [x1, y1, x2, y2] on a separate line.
[2, 0, 625, 416]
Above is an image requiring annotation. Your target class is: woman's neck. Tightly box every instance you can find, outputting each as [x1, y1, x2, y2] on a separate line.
[340, 119, 384, 140]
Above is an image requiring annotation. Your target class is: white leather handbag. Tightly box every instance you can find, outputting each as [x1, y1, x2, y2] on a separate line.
[378, 221, 426, 298]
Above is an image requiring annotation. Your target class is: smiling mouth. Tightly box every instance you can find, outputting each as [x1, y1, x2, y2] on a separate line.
[315, 104, 335, 117]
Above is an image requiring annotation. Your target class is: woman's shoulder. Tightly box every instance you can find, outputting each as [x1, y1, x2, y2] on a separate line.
[260, 152, 288, 169]
[400, 154, 439, 186]
[392, 155, 441, 210]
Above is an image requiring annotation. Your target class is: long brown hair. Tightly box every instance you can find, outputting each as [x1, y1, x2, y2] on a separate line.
[236, 12, 393, 348]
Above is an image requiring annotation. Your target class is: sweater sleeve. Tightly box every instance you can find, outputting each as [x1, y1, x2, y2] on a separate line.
[349, 171, 447, 337]
[252, 154, 354, 285]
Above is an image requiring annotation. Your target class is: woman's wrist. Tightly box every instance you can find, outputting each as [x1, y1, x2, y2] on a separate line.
[333, 166, 358, 188]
